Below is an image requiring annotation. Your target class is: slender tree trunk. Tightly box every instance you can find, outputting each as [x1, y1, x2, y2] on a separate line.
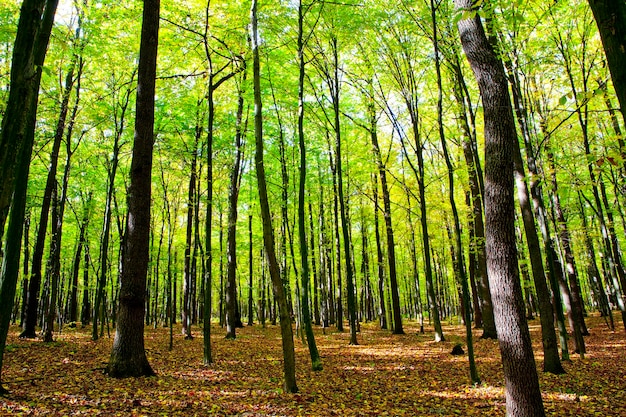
[70, 199, 89, 324]
[225, 76, 246, 340]
[512, 138, 565, 373]
[19, 214, 30, 328]
[503, 46, 571, 363]
[450, 54, 496, 338]
[183, 132, 199, 340]
[329, 144, 343, 331]
[250, 0, 297, 393]
[42, 186, 61, 342]
[579, 195, 614, 329]
[456, 2, 545, 415]
[372, 174, 387, 330]
[309, 201, 321, 326]
[93, 82, 132, 340]
[545, 142, 588, 337]
[404, 180, 423, 333]
[106, 0, 159, 378]
[22, 39, 78, 339]
[386, 36, 444, 340]
[367, 91, 403, 335]
[328, 35, 358, 345]
[556, 25, 626, 330]
[297, 0, 322, 368]
[247, 214, 254, 326]
[431, 0, 478, 382]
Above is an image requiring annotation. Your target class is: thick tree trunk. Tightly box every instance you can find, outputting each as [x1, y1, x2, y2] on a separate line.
[0, 110, 34, 394]
[1, 7, 58, 389]
[0, 0, 54, 248]
[456, 2, 545, 415]
[588, 0, 626, 125]
[106, 0, 159, 378]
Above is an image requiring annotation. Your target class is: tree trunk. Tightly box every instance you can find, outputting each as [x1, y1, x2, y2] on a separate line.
[545, 143, 588, 337]
[93, 80, 132, 341]
[588, 0, 626, 125]
[386, 33, 444, 341]
[0, 105, 35, 394]
[225, 76, 246, 340]
[1, 2, 59, 389]
[297, 0, 322, 369]
[250, 0, 297, 393]
[0, 0, 55, 248]
[579, 195, 613, 329]
[450, 51, 496, 338]
[106, 0, 159, 378]
[431, 0, 478, 383]
[512, 137, 565, 373]
[182, 131, 199, 340]
[372, 175, 387, 330]
[455, 2, 545, 415]
[367, 91, 403, 335]
[309, 201, 321, 326]
[327, 35, 359, 345]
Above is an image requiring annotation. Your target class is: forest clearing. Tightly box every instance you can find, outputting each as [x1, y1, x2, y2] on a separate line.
[0, 314, 624, 416]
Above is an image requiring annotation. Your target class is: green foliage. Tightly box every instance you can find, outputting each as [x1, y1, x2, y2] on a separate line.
[1, 0, 623, 356]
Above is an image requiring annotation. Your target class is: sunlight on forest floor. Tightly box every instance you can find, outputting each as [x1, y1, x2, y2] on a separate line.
[1, 314, 624, 416]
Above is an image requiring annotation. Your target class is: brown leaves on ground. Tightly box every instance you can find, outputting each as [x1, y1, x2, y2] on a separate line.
[1, 314, 625, 416]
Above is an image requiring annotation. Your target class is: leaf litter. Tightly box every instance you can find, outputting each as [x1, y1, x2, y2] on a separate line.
[1, 314, 624, 416]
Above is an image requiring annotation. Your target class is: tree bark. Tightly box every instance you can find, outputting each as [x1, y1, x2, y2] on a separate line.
[512, 138, 565, 373]
[431, 0, 478, 383]
[225, 75, 246, 340]
[0, 0, 55, 248]
[588, 0, 626, 125]
[368, 91, 403, 335]
[297, 0, 322, 369]
[106, 0, 159, 378]
[250, 0, 298, 393]
[372, 176, 387, 330]
[455, 2, 545, 415]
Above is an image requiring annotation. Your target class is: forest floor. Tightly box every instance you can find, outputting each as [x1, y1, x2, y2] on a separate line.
[0, 313, 624, 416]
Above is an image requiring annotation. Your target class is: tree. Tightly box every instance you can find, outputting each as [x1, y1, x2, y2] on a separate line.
[455, 1, 545, 415]
[296, 0, 322, 369]
[383, 26, 442, 341]
[0, 0, 59, 394]
[588, 0, 626, 126]
[250, 0, 298, 393]
[225, 72, 246, 340]
[429, 0, 478, 383]
[0, 0, 56, 248]
[106, 0, 160, 378]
